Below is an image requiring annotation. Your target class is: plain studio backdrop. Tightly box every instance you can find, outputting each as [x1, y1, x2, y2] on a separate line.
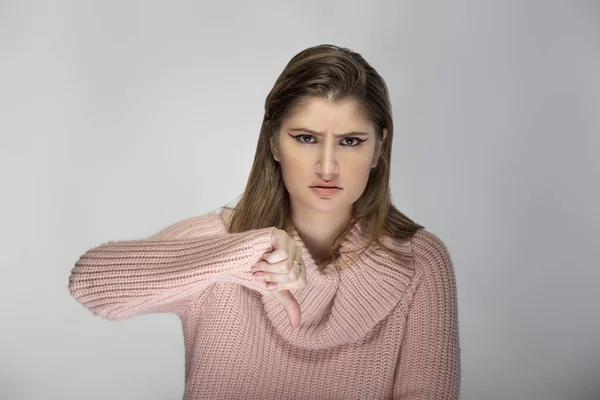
[1, 1, 599, 399]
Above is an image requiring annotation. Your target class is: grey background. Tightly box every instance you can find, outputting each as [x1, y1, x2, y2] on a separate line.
[1, 1, 598, 399]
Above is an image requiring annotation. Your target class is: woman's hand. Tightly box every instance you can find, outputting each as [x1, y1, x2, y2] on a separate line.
[251, 228, 307, 329]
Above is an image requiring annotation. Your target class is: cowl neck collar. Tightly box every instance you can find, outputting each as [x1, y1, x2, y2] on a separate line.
[260, 219, 416, 350]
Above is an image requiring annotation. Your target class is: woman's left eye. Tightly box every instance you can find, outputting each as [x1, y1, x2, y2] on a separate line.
[341, 137, 364, 146]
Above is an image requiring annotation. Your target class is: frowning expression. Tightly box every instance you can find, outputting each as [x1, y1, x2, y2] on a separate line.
[271, 96, 386, 215]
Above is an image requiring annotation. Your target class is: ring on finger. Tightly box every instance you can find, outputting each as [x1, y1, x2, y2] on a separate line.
[292, 258, 301, 275]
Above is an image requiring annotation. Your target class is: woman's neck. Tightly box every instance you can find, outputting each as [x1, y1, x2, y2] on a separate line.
[290, 207, 351, 265]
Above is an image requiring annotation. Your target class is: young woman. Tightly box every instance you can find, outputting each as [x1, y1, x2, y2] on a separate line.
[69, 44, 461, 399]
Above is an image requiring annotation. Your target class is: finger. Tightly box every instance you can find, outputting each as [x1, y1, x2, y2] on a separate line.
[270, 228, 285, 249]
[253, 268, 297, 283]
[266, 279, 305, 291]
[261, 249, 289, 264]
[254, 259, 302, 281]
[252, 259, 293, 274]
[270, 290, 301, 329]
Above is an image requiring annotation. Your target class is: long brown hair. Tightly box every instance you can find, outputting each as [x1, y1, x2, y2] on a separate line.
[224, 44, 424, 269]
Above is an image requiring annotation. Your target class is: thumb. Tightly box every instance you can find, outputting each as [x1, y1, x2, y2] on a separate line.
[270, 289, 301, 329]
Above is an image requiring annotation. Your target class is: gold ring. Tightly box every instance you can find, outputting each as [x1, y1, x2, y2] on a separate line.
[292, 258, 301, 272]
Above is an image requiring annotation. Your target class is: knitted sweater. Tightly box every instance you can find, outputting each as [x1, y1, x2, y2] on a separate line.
[68, 207, 461, 399]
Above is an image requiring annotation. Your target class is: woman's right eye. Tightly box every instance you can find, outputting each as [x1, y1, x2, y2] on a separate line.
[294, 134, 315, 144]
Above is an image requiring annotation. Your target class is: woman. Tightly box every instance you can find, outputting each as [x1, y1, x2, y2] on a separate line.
[69, 44, 461, 399]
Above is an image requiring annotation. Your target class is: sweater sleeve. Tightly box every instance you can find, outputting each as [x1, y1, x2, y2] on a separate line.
[68, 211, 276, 320]
[393, 231, 461, 399]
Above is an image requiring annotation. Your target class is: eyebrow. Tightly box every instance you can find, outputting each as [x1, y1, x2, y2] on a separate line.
[288, 128, 371, 138]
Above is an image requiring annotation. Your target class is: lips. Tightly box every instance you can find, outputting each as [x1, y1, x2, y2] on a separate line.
[311, 186, 341, 196]
[310, 182, 341, 189]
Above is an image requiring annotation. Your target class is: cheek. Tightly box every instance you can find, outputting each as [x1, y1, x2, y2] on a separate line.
[348, 163, 373, 194]
[348, 150, 375, 176]
[279, 155, 306, 192]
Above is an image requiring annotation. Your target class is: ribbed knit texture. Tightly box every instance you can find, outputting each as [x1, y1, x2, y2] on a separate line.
[69, 208, 461, 399]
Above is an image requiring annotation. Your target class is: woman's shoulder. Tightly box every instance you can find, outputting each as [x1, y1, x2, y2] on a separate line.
[408, 228, 456, 284]
[218, 206, 235, 226]
[410, 228, 452, 257]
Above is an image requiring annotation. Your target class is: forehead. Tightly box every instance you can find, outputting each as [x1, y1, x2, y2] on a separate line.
[283, 97, 374, 133]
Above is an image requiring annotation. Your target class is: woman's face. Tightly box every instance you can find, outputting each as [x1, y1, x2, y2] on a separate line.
[271, 96, 387, 216]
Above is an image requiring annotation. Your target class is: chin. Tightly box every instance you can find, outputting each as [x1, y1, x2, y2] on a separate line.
[311, 204, 340, 214]
[290, 189, 351, 214]
[305, 195, 346, 214]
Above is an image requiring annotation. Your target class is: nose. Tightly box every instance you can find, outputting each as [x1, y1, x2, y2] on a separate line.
[315, 140, 339, 179]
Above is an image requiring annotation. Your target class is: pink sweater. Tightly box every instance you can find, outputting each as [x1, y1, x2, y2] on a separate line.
[69, 208, 461, 399]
